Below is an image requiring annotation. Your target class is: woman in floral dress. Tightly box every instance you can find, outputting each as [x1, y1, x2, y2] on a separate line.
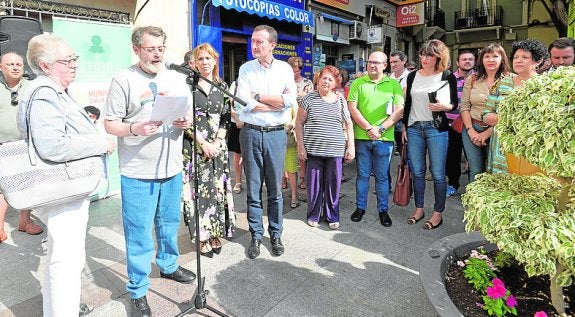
[182, 43, 235, 257]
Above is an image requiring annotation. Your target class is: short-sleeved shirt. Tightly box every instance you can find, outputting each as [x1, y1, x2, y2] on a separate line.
[104, 65, 193, 179]
[389, 69, 410, 90]
[301, 91, 350, 157]
[0, 77, 29, 142]
[347, 75, 404, 141]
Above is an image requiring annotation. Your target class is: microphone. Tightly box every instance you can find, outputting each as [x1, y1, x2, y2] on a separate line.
[165, 62, 196, 75]
[149, 82, 157, 100]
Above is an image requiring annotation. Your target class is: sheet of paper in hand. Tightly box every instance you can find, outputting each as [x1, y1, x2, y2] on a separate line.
[149, 96, 190, 124]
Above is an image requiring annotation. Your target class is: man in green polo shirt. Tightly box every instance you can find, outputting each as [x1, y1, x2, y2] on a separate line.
[347, 51, 404, 227]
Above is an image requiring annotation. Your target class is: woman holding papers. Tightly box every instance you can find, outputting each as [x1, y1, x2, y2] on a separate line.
[182, 43, 235, 257]
[401, 39, 458, 230]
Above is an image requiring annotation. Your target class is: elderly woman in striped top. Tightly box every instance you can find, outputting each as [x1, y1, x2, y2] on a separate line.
[295, 65, 354, 229]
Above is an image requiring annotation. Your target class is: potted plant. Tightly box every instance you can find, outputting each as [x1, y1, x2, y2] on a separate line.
[462, 66, 575, 315]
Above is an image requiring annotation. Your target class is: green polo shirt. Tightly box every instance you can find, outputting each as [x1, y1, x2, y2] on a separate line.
[347, 75, 404, 141]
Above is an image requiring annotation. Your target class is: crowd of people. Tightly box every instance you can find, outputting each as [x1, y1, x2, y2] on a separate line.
[0, 21, 573, 316]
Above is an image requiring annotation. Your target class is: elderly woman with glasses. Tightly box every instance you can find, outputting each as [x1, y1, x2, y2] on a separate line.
[17, 34, 114, 316]
[401, 39, 458, 230]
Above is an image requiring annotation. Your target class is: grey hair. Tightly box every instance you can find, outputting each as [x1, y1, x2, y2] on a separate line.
[132, 26, 166, 46]
[26, 34, 70, 75]
[253, 25, 278, 43]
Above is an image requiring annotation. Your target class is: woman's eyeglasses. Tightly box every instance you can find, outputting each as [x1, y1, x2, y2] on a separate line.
[11, 91, 18, 106]
[418, 53, 435, 59]
[56, 56, 80, 67]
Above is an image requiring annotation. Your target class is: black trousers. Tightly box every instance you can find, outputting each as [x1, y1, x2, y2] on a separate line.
[446, 127, 463, 189]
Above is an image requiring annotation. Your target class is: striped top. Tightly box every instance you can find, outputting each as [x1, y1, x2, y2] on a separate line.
[301, 91, 351, 158]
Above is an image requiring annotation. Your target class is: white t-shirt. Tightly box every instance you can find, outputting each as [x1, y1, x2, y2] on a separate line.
[104, 65, 193, 179]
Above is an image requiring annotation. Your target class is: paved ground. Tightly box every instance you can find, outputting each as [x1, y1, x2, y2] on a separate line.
[0, 155, 469, 317]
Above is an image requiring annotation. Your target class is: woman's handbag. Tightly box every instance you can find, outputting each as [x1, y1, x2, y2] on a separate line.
[451, 115, 464, 133]
[0, 86, 105, 210]
[393, 143, 412, 206]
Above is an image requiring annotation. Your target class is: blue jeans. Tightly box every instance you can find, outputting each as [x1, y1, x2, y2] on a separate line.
[461, 124, 489, 182]
[406, 121, 448, 212]
[121, 173, 182, 299]
[239, 127, 286, 240]
[355, 140, 393, 212]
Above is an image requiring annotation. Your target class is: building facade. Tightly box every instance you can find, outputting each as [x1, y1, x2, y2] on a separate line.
[191, 0, 314, 82]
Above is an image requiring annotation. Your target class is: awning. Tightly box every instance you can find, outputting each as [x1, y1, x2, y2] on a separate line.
[212, 0, 314, 27]
[319, 13, 354, 25]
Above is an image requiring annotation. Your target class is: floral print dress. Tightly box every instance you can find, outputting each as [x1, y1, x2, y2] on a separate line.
[182, 81, 235, 241]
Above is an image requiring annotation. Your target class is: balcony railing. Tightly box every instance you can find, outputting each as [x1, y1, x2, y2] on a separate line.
[454, 6, 502, 30]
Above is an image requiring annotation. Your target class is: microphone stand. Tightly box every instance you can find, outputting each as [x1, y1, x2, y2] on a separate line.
[176, 67, 245, 317]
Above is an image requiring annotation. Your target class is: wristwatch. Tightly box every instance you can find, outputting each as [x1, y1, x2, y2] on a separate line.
[379, 124, 386, 133]
[254, 93, 260, 102]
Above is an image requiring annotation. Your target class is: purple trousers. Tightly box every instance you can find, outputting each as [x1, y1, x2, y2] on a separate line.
[306, 155, 343, 223]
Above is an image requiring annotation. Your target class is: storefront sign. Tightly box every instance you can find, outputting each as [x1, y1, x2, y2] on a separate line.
[396, 2, 425, 27]
[313, 0, 352, 13]
[274, 42, 298, 59]
[273, 0, 305, 10]
[212, 0, 314, 26]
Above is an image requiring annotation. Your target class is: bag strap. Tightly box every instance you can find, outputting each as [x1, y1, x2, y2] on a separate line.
[24, 86, 60, 166]
[400, 142, 408, 165]
[338, 93, 346, 131]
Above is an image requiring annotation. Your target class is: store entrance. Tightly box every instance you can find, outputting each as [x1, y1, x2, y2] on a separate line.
[222, 38, 248, 85]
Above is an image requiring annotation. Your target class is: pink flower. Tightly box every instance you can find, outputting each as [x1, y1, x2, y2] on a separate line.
[506, 294, 517, 308]
[534, 312, 548, 317]
[457, 260, 465, 267]
[492, 278, 505, 288]
[486, 280, 507, 299]
[475, 302, 484, 308]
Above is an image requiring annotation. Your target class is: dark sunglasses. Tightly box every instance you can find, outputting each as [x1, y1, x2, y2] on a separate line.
[11, 91, 18, 106]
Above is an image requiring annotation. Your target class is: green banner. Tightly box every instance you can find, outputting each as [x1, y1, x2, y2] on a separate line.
[53, 18, 132, 199]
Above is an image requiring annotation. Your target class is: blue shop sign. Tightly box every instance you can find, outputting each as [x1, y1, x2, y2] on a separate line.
[273, 0, 305, 10]
[212, 0, 314, 27]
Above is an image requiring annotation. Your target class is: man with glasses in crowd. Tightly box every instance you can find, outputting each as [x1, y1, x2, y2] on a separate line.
[104, 26, 195, 317]
[348, 51, 404, 227]
[0, 52, 43, 244]
[236, 25, 297, 259]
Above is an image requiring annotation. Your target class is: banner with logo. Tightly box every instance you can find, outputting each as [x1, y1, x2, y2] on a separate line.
[53, 17, 132, 199]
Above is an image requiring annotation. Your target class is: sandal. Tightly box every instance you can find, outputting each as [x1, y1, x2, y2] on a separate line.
[423, 218, 443, 230]
[199, 241, 213, 258]
[18, 221, 43, 235]
[79, 303, 94, 317]
[307, 220, 319, 227]
[232, 183, 242, 194]
[298, 179, 306, 189]
[290, 196, 300, 209]
[329, 222, 340, 230]
[210, 237, 222, 255]
[407, 212, 425, 225]
[0, 231, 7, 243]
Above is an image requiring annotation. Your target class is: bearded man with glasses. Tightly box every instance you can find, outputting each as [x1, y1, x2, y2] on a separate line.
[104, 26, 195, 317]
[0, 52, 44, 245]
